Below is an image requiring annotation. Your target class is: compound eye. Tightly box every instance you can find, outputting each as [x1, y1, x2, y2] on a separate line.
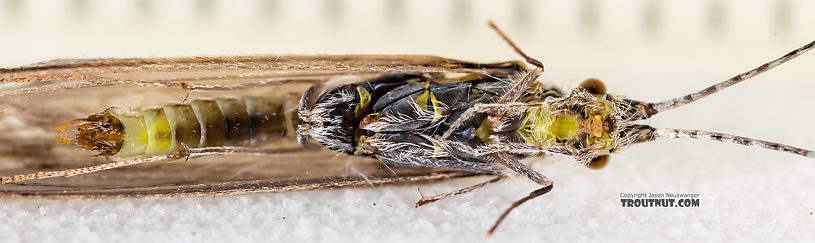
[579, 78, 607, 96]
[585, 154, 610, 170]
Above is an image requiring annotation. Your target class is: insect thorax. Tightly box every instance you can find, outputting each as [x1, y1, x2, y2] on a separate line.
[299, 74, 632, 169]
[494, 90, 626, 162]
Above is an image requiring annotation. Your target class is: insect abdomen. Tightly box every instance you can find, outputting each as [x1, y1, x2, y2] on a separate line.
[105, 96, 299, 157]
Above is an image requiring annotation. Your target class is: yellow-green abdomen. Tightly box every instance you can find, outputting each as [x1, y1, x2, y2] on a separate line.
[109, 96, 300, 158]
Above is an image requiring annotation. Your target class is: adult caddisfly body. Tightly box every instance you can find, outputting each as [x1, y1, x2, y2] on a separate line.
[1, 22, 814, 234]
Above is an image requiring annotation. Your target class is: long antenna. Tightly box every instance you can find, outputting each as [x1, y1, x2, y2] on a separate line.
[652, 128, 815, 159]
[648, 40, 815, 114]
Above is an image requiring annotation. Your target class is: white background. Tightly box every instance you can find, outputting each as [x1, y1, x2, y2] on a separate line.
[1, 0, 815, 242]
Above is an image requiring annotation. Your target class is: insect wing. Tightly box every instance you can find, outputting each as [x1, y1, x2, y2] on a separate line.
[0, 55, 516, 198]
[0, 146, 477, 198]
[0, 55, 525, 96]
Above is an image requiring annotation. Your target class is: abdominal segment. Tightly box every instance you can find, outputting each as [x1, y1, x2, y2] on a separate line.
[60, 96, 300, 158]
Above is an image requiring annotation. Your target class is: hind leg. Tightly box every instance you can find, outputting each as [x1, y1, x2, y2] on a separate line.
[413, 175, 509, 207]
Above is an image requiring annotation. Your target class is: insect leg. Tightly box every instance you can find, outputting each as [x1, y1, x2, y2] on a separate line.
[0, 152, 189, 183]
[487, 20, 545, 104]
[488, 184, 554, 236]
[0, 147, 302, 183]
[494, 152, 552, 186]
[442, 22, 545, 139]
[413, 175, 509, 207]
[441, 102, 539, 139]
[484, 152, 554, 235]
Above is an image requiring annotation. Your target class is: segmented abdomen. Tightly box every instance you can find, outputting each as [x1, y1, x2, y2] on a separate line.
[109, 96, 300, 157]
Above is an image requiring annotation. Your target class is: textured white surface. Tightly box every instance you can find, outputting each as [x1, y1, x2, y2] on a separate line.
[2, 145, 815, 243]
[2, 0, 815, 242]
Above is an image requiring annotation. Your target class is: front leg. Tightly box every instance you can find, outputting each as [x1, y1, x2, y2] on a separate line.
[441, 21, 546, 140]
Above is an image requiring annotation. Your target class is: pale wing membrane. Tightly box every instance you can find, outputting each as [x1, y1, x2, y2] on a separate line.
[2, 55, 504, 75]
[0, 55, 514, 198]
[0, 147, 482, 198]
[0, 83, 484, 198]
[0, 55, 525, 97]
[0, 54, 524, 137]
